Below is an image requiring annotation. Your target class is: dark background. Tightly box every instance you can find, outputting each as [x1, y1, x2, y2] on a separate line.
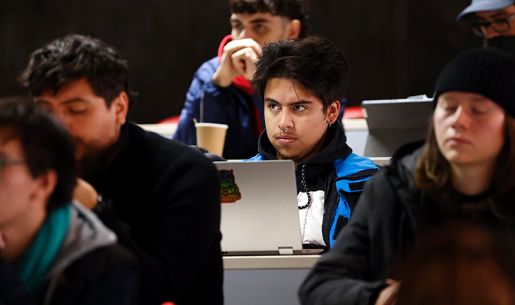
[0, 0, 478, 123]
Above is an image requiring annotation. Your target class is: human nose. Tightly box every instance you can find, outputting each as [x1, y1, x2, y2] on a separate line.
[450, 106, 471, 130]
[278, 109, 293, 131]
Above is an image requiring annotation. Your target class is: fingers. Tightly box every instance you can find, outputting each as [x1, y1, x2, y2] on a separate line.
[223, 38, 262, 57]
[213, 38, 262, 86]
[231, 47, 259, 78]
[74, 178, 99, 209]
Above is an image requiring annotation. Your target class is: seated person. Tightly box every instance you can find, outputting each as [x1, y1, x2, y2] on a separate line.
[457, 0, 515, 54]
[173, 0, 307, 159]
[250, 37, 378, 249]
[0, 99, 137, 305]
[19, 34, 223, 305]
[298, 47, 515, 305]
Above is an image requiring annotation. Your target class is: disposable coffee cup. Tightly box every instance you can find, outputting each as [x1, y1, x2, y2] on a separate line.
[195, 123, 228, 156]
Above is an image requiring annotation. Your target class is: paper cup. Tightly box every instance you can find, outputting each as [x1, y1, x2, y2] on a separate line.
[195, 123, 228, 156]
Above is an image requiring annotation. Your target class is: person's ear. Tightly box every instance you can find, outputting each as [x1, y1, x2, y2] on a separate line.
[31, 170, 57, 203]
[112, 91, 129, 125]
[286, 19, 302, 39]
[326, 100, 341, 125]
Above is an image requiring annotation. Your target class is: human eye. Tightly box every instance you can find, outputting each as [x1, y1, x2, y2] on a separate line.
[231, 21, 243, 33]
[66, 102, 88, 115]
[471, 105, 491, 115]
[266, 101, 280, 111]
[253, 23, 269, 35]
[292, 104, 307, 112]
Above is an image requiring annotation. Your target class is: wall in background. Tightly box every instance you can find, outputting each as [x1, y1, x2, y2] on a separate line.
[0, 0, 477, 123]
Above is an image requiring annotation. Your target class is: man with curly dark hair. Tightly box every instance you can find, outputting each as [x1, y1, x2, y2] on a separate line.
[20, 34, 223, 305]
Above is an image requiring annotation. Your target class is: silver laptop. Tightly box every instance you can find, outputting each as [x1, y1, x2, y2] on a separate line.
[214, 160, 304, 255]
[362, 97, 433, 157]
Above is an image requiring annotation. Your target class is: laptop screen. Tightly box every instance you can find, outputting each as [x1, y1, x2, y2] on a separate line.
[214, 160, 303, 254]
[361, 98, 433, 157]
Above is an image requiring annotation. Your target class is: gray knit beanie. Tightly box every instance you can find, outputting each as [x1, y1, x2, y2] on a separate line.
[433, 47, 515, 118]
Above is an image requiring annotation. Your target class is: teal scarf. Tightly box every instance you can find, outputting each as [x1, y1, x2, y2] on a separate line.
[17, 204, 71, 293]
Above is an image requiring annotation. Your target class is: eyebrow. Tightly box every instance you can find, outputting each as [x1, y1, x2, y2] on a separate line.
[35, 97, 91, 105]
[265, 98, 313, 105]
[230, 17, 271, 24]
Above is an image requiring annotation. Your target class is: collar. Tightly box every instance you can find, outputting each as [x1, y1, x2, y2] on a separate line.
[256, 121, 352, 166]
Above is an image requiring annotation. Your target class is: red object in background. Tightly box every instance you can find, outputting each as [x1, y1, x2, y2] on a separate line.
[161, 302, 175, 305]
[159, 115, 180, 124]
[343, 106, 365, 119]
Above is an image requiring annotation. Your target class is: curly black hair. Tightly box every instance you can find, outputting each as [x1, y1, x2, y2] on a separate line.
[253, 36, 349, 109]
[19, 34, 133, 107]
[229, 0, 309, 38]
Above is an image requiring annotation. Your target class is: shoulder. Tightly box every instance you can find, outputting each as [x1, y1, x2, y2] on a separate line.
[121, 123, 217, 176]
[194, 57, 219, 79]
[333, 153, 379, 177]
[248, 153, 265, 161]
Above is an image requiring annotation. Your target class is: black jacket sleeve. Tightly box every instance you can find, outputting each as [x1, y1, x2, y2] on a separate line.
[299, 173, 401, 305]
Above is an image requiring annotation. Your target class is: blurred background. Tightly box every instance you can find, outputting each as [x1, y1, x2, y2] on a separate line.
[0, 0, 477, 123]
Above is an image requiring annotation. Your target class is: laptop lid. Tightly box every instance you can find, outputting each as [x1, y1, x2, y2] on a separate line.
[214, 160, 303, 255]
[362, 98, 433, 157]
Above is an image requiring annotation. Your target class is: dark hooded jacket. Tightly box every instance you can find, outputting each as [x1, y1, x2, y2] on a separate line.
[299, 142, 515, 305]
[251, 122, 378, 248]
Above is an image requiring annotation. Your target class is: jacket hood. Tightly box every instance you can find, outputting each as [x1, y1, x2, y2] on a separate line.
[47, 203, 117, 278]
[257, 120, 352, 165]
[388, 141, 425, 191]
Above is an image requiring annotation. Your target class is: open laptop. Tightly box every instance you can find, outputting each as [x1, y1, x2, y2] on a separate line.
[362, 97, 433, 157]
[214, 160, 306, 255]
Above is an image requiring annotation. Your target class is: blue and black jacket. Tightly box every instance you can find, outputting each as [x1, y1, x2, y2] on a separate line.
[250, 121, 378, 248]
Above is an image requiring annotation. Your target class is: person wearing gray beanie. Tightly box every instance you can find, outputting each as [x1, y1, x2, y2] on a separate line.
[298, 47, 515, 305]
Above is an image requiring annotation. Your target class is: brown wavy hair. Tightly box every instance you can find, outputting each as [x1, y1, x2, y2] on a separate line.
[415, 114, 515, 216]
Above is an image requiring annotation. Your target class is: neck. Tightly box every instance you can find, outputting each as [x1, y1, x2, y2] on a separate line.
[451, 161, 495, 196]
[0, 203, 47, 263]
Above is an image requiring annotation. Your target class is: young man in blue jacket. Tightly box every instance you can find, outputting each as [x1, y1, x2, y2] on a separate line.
[173, 0, 308, 159]
[250, 37, 378, 249]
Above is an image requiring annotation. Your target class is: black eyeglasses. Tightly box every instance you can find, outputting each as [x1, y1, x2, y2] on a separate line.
[471, 13, 515, 37]
[0, 155, 25, 171]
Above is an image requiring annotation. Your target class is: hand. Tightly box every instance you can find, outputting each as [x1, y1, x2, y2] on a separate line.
[375, 279, 400, 305]
[73, 178, 98, 209]
[212, 38, 262, 87]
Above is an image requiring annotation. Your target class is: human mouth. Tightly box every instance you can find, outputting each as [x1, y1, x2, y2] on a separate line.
[446, 137, 471, 146]
[275, 135, 297, 144]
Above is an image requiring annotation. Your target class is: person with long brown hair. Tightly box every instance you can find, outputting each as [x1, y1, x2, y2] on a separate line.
[299, 47, 515, 305]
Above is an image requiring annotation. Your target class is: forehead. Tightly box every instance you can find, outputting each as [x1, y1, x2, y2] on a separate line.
[438, 91, 496, 105]
[36, 78, 100, 104]
[230, 11, 285, 23]
[264, 78, 320, 103]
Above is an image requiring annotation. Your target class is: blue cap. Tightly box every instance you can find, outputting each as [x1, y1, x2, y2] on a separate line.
[457, 0, 514, 20]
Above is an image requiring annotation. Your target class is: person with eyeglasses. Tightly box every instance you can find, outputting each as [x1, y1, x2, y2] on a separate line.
[0, 99, 138, 305]
[173, 0, 308, 159]
[458, 0, 515, 54]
